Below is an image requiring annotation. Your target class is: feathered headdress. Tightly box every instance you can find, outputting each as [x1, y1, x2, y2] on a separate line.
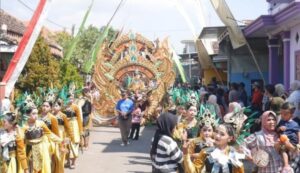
[2, 112, 18, 125]
[168, 87, 199, 107]
[14, 92, 37, 126]
[223, 107, 247, 135]
[44, 88, 58, 103]
[223, 106, 258, 145]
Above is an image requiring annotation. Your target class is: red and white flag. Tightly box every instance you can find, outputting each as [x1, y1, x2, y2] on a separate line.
[2, 0, 52, 97]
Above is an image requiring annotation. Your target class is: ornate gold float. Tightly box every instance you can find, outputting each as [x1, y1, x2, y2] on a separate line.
[92, 32, 175, 123]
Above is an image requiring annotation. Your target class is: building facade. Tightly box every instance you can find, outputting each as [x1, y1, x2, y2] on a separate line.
[244, 0, 300, 89]
[0, 10, 63, 81]
[178, 40, 201, 85]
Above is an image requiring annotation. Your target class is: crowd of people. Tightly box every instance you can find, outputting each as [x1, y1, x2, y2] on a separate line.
[1, 78, 300, 173]
[149, 80, 300, 173]
[0, 87, 93, 173]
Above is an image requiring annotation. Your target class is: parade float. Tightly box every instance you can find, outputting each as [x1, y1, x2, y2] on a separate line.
[92, 32, 176, 125]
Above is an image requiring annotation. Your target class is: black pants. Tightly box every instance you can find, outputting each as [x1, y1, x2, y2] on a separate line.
[129, 123, 140, 140]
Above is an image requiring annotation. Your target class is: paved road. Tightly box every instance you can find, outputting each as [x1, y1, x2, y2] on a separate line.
[65, 125, 154, 173]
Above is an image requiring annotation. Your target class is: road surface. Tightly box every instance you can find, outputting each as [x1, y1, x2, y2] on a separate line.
[65, 125, 154, 173]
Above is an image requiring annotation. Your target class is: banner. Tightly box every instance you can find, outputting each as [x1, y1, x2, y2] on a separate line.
[195, 39, 213, 69]
[210, 0, 246, 49]
[2, 0, 53, 97]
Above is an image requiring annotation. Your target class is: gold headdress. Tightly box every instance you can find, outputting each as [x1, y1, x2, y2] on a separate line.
[223, 107, 247, 135]
[23, 94, 36, 110]
[44, 90, 57, 103]
[198, 108, 219, 128]
[69, 82, 76, 95]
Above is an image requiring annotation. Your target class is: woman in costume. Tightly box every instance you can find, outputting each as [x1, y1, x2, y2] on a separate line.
[243, 111, 283, 173]
[63, 94, 83, 169]
[40, 101, 59, 136]
[52, 99, 74, 173]
[0, 112, 27, 173]
[80, 89, 92, 149]
[40, 100, 60, 173]
[22, 106, 62, 173]
[188, 108, 216, 162]
[183, 123, 245, 173]
[184, 105, 198, 139]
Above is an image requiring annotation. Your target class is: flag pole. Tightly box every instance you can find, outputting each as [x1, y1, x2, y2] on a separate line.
[2, 0, 51, 97]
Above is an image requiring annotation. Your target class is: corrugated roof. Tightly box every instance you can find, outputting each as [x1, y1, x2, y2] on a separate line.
[0, 10, 63, 58]
[0, 9, 25, 35]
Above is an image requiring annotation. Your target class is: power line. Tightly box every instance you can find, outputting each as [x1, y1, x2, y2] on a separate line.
[17, 0, 71, 31]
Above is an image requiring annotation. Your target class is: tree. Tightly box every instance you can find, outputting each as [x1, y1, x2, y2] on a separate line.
[16, 36, 61, 92]
[59, 59, 83, 87]
[52, 30, 72, 50]
[53, 25, 117, 73]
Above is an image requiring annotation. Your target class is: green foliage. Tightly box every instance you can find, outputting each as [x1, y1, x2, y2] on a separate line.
[59, 59, 83, 87]
[52, 31, 72, 50]
[16, 36, 61, 92]
[54, 25, 117, 74]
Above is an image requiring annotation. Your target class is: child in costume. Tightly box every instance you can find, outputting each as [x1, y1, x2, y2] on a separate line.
[22, 106, 62, 173]
[52, 99, 74, 173]
[0, 112, 28, 173]
[183, 123, 245, 173]
[188, 108, 217, 162]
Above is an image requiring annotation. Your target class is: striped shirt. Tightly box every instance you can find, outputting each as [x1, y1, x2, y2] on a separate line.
[152, 135, 183, 173]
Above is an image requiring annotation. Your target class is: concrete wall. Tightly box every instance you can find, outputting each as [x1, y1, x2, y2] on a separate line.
[290, 23, 300, 81]
[231, 72, 268, 96]
[219, 38, 269, 95]
[203, 68, 227, 86]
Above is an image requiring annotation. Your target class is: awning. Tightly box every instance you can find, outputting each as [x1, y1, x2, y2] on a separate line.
[199, 26, 227, 39]
[244, 1, 300, 37]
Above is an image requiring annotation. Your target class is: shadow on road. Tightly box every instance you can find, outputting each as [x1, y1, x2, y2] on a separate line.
[91, 129, 121, 133]
[126, 156, 152, 166]
[92, 126, 156, 154]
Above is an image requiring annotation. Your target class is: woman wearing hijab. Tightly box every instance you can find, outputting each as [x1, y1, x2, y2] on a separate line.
[150, 112, 183, 173]
[244, 111, 282, 173]
[207, 95, 222, 119]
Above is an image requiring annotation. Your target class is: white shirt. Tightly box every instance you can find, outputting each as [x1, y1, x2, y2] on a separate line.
[287, 90, 300, 118]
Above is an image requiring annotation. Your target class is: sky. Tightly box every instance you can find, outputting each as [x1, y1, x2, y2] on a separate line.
[1, 0, 269, 53]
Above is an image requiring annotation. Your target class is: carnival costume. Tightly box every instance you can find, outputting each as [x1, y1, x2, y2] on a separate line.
[78, 96, 92, 139]
[0, 113, 27, 173]
[184, 106, 248, 173]
[40, 113, 59, 137]
[184, 146, 245, 173]
[22, 120, 62, 173]
[188, 108, 218, 156]
[53, 111, 74, 173]
[64, 104, 83, 159]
